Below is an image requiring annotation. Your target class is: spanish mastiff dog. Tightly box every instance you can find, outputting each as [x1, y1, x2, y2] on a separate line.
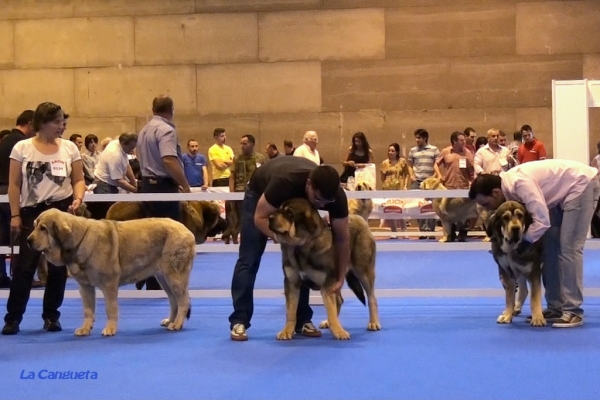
[268, 198, 380, 340]
[347, 180, 374, 221]
[420, 176, 487, 242]
[106, 200, 226, 244]
[487, 201, 544, 326]
[28, 209, 196, 336]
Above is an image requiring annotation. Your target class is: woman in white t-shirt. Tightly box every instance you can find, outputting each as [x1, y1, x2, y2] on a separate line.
[1, 102, 86, 336]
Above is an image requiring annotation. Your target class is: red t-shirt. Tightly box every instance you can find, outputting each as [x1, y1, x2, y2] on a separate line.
[518, 139, 547, 164]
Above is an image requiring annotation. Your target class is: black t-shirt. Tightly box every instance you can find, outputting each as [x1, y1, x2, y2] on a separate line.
[0, 129, 27, 185]
[248, 156, 348, 219]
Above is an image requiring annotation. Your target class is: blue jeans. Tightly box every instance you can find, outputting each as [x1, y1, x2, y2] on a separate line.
[542, 178, 600, 316]
[229, 189, 313, 330]
[410, 181, 436, 231]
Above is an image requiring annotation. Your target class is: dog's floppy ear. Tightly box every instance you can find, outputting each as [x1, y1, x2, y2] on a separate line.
[52, 219, 74, 249]
[522, 205, 534, 231]
[486, 211, 502, 239]
[182, 201, 205, 242]
[302, 208, 320, 235]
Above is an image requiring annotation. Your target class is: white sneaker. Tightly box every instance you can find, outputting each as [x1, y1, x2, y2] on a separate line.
[230, 323, 248, 341]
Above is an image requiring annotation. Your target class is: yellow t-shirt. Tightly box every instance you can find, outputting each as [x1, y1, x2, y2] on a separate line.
[208, 144, 234, 180]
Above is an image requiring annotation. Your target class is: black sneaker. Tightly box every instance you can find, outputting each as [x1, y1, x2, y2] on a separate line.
[552, 312, 583, 328]
[526, 309, 562, 323]
[43, 319, 62, 332]
[2, 320, 20, 335]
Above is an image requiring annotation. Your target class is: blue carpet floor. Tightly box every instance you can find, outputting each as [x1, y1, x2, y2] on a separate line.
[2, 298, 600, 400]
[55, 249, 600, 291]
[2, 250, 600, 399]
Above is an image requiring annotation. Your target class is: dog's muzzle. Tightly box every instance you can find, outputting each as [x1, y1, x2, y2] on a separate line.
[505, 226, 522, 244]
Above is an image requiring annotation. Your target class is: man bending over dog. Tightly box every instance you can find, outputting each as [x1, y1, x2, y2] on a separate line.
[229, 156, 349, 341]
[469, 159, 599, 328]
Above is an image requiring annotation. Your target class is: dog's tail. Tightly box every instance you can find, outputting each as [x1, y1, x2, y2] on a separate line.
[346, 270, 366, 306]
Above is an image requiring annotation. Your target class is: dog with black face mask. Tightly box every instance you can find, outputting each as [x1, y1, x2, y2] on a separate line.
[487, 201, 544, 326]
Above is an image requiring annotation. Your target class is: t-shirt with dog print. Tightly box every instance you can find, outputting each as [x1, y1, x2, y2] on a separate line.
[10, 138, 81, 208]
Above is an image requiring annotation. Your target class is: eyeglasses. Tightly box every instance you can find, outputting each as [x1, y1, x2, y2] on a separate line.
[314, 196, 335, 205]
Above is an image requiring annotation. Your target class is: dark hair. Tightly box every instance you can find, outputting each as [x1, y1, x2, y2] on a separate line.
[450, 131, 463, 144]
[152, 95, 174, 114]
[213, 128, 225, 138]
[350, 131, 371, 154]
[242, 134, 255, 145]
[464, 127, 475, 136]
[69, 133, 82, 142]
[119, 133, 138, 146]
[32, 102, 63, 132]
[187, 139, 198, 146]
[388, 143, 400, 160]
[267, 143, 277, 151]
[84, 134, 98, 150]
[468, 174, 502, 199]
[498, 130, 506, 137]
[475, 136, 488, 149]
[283, 140, 293, 148]
[513, 131, 522, 141]
[414, 128, 429, 142]
[309, 165, 340, 200]
[520, 124, 532, 133]
[0, 130, 11, 141]
[15, 110, 34, 127]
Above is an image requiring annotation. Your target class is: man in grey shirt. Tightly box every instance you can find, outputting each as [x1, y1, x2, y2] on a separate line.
[136, 95, 191, 289]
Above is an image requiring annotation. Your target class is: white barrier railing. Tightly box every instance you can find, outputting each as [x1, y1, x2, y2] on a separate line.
[0, 189, 470, 203]
[2, 189, 599, 253]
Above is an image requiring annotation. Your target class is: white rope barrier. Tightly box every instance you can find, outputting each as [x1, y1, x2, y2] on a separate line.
[0, 189, 469, 203]
[4, 188, 598, 253]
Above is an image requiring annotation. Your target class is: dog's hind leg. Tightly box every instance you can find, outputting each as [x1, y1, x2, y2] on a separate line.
[528, 269, 546, 327]
[100, 282, 120, 336]
[74, 283, 96, 336]
[155, 273, 179, 328]
[356, 264, 381, 331]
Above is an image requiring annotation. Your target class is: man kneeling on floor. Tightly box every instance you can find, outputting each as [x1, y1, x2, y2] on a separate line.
[468, 159, 600, 328]
[229, 156, 350, 341]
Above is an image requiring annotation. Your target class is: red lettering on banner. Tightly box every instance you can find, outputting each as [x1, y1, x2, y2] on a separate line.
[420, 204, 434, 213]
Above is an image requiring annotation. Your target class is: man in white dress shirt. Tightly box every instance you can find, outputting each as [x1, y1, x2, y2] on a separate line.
[468, 159, 599, 328]
[473, 128, 515, 177]
[293, 131, 321, 165]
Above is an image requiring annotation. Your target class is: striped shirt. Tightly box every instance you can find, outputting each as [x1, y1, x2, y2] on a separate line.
[408, 144, 440, 182]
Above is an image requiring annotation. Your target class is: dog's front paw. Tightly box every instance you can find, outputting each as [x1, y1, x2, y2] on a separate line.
[276, 328, 294, 340]
[160, 318, 171, 327]
[529, 314, 546, 327]
[483, 236, 491, 242]
[513, 303, 523, 316]
[497, 311, 513, 324]
[367, 321, 381, 331]
[319, 319, 330, 329]
[331, 328, 351, 340]
[101, 323, 117, 336]
[74, 326, 92, 336]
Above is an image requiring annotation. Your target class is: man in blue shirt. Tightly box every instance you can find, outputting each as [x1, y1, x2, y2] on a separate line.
[182, 139, 208, 191]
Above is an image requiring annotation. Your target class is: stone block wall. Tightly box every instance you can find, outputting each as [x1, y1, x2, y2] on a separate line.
[1, 0, 599, 177]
